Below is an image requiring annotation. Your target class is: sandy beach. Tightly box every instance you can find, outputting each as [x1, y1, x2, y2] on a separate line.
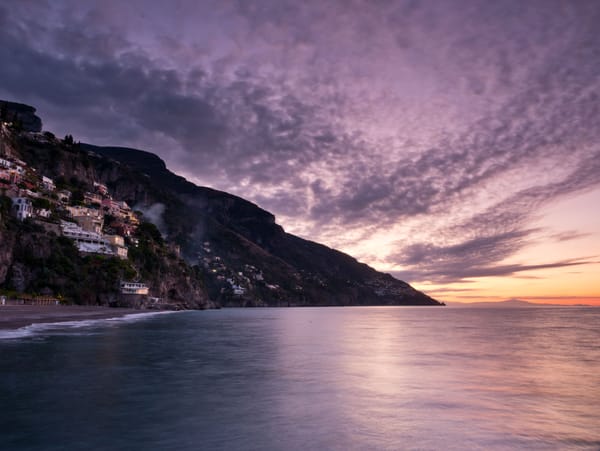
[0, 305, 141, 330]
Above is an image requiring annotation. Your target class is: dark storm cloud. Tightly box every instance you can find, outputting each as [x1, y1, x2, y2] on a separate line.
[0, 4, 345, 185]
[1, 0, 599, 284]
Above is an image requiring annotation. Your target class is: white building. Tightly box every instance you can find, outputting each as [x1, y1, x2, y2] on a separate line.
[36, 208, 51, 218]
[11, 197, 32, 221]
[227, 278, 246, 296]
[60, 221, 127, 259]
[57, 190, 71, 202]
[20, 189, 39, 199]
[41, 176, 55, 191]
[120, 282, 149, 295]
[61, 220, 110, 247]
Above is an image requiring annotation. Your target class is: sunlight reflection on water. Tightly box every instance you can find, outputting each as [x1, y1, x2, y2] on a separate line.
[1, 306, 599, 450]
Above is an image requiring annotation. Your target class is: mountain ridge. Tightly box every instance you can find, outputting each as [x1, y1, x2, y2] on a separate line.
[447, 299, 591, 308]
[85, 143, 441, 306]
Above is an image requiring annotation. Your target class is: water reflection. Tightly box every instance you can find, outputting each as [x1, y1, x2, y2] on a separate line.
[272, 307, 600, 449]
[1, 307, 599, 450]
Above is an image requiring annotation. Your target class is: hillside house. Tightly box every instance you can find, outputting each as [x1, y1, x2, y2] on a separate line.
[93, 182, 108, 196]
[15, 165, 25, 175]
[66, 205, 104, 233]
[36, 208, 51, 219]
[74, 215, 103, 234]
[11, 197, 33, 221]
[106, 234, 128, 259]
[0, 157, 10, 168]
[102, 199, 132, 218]
[61, 221, 113, 256]
[0, 167, 21, 185]
[84, 192, 103, 205]
[227, 278, 246, 296]
[66, 205, 102, 219]
[0, 168, 16, 184]
[19, 188, 39, 199]
[109, 221, 136, 237]
[41, 176, 55, 191]
[57, 190, 71, 202]
[60, 221, 127, 259]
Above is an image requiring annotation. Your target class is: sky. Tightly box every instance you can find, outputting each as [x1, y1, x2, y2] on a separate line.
[1, 0, 599, 305]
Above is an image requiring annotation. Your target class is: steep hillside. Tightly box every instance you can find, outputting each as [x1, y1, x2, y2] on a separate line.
[84, 145, 441, 306]
[0, 124, 212, 309]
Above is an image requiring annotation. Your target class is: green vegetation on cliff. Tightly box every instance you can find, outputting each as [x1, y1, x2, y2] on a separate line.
[0, 210, 134, 304]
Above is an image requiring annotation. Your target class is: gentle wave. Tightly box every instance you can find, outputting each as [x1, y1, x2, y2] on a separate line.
[0, 310, 179, 340]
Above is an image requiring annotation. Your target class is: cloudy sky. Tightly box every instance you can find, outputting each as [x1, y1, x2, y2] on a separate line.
[1, 0, 599, 304]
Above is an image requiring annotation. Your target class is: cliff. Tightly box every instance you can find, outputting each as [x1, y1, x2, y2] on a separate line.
[82, 146, 441, 306]
[0, 198, 213, 310]
[0, 101, 42, 132]
[0, 101, 441, 307]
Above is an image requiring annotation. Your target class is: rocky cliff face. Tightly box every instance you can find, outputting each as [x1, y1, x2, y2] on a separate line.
[0, 209, 213, 309]
[0, 212, 15, 285]
[0, 101, 42, 132]
[85, 145, 441, 306]
[0, 129, 212, 309]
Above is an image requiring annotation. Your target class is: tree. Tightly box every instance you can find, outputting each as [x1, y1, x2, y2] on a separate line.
[32, 197, 52, 210]
[136, 222, 164, 244]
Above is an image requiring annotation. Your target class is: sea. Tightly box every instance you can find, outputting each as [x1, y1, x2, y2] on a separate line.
[1, 306, 599, 450]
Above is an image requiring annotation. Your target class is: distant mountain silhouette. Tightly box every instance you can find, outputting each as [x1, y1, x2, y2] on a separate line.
[447, 299, 588, 308]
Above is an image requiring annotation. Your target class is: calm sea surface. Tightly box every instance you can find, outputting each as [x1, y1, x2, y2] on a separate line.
[1, 307, 599, 450]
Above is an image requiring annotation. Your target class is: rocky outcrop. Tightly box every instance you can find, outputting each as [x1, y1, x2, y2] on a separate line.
[147, 261, 216, 310]
[0, 101, 42, 132]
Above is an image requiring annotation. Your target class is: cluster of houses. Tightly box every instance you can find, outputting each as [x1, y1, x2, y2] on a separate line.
[0, 156, 25, 185]
[0, 121, 154, 302]
[0, 153, 138, 261]
[200, 241, 284, 297]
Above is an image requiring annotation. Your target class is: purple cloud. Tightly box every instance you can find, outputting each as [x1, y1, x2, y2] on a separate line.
[1, 0, 599, 285]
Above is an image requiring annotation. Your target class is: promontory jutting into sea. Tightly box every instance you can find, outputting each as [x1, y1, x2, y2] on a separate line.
[0, 100, 441, 311]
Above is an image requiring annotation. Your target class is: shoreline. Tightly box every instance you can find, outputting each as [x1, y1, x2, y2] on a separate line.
[0, 305, 143, 331]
